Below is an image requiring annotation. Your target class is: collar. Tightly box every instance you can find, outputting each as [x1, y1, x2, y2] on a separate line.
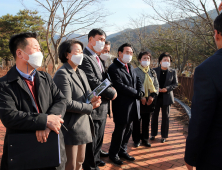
[86, 46, 98, 58]
[117, 58, 126, 66]
[16, 66, 36, 81]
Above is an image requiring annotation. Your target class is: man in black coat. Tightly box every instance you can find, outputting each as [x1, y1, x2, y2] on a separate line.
[78, 29, 117, 170]
[0, 33, 67, 170]
[107, 43, 144, 165]
[185, 13, 222, 170]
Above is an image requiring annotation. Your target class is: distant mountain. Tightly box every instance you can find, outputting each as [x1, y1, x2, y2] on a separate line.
[52, 9, 218, 49]
[107, 28, 132, 40]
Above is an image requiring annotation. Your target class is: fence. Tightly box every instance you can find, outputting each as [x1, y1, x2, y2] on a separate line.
[174, 76, 194, 102]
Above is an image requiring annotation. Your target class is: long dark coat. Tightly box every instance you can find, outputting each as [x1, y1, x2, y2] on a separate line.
[108, 58, 144, 124]
[0, 66, 67, 170]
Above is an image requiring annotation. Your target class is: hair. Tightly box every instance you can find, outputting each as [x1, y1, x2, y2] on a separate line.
[214, 13, 222, 35]
[58, 39, 84, 63]
[9, 32, 37, 59]
[88, 28, 106, 41]
[118, 43, 133, 57]
[158, 52, 172, 63]
[138, 51, 152, 60]
[105, 41, 111, 45]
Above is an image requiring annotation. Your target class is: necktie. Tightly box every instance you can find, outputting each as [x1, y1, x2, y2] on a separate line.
[125, 64, 129, 73]
[96, 56, 103, 72]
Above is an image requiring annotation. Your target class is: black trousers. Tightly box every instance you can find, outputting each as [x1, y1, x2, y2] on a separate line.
[132, 109, 152, 143]
[151, 97, 170, 138]
[83, 119, 106, 170]
[109, 121, 133, 158]
[109, 103, 137, 158]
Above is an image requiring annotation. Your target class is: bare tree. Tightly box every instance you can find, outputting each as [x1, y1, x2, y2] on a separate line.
[25, 0, 108, 74]
[143, 0, 220, 52]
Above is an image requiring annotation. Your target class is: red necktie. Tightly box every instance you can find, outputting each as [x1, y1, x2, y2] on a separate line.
[96, 56, 103, 72]
[125, 64, 129, 73]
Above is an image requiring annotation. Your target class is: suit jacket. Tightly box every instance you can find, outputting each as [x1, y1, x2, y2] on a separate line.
[78, 47, 116, 120]
[53, 62, 94, 145]
[134, 67, 159, 113]
[154, 67, 178, 105]
[108, 58, 144, 124]
[185, 48, 222, 168]
[0, 65, 67, 170]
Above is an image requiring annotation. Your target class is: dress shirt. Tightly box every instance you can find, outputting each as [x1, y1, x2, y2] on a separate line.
[86, 46, 103, 72]
[16, 67, 36, 81]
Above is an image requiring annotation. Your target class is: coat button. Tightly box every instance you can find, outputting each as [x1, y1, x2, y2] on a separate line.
[10, 145, 12, 147]
[11, 159, 13, 161]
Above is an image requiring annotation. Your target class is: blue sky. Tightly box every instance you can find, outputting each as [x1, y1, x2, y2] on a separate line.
[0, 0, 155, 35]
[0, 0, 220, 35]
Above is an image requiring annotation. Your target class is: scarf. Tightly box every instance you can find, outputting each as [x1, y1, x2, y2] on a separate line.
[138, 65, 157, 97]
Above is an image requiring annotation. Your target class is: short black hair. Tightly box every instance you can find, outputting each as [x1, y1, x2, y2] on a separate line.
[158, 52, 172, 63]
[88, 28, 106, 41]
[58, 39, 84, 63]
[105, 41, 111, 45]
[9, 32, 37, 59]
[118, 43, 133, 57]
[214, 13, 222, 34]
[138, 51, 152, 60]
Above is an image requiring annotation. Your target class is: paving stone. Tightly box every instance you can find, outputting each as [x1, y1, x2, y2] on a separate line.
[0, 105, 187, 170]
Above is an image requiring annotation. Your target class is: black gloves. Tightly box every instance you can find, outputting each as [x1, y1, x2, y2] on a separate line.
[136, 91, 144, 100]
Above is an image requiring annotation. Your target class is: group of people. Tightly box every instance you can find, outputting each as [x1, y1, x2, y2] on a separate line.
[0, 28, 178, 170]
[1, 11, 222, 170]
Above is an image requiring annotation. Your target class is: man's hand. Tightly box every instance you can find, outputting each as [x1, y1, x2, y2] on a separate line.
[91, 96, 102, 109]
[147, 96, 154, 105]
[47, 115, 64, 134]
[219, 2, 222, 11]
[111, 87, 117, 100]
[185, 162, 193, 170]
[36, 128, 51, 143]
[141, 97, 146, 105]
[160, 88, 167, 93]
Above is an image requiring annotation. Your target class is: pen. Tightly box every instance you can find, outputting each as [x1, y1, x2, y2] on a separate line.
[61, 124, 68, 131]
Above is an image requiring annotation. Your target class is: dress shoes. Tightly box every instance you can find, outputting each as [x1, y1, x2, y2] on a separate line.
[142, 141, 151, 147]
[161, 138, 166, 143]
[100, 150, 109, 157]
[134, 142, 140, 147]
[119, 153, 135, 161]
[97, 160, 106, 167]
[150, 136, 155, 140]
[109, 156, 123, 165]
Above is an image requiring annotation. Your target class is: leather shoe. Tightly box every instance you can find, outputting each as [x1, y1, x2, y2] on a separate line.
[109, 156, 123, 165]
[100, 150, 109, 157]
[119, 153, 135, 161]
[142, 141, 151, 147]
[161, 138, 166, 143]
[150, 136, 155, 140]
[134, 142, 140, 147]
[97, 160, 106, 167]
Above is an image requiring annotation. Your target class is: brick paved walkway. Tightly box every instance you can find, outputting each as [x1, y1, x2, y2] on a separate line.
[0, 105, 187, 170]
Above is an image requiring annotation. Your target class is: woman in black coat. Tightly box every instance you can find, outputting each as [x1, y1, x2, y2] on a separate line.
[150, 52, 178, 143]
[132, 52, 159, 147]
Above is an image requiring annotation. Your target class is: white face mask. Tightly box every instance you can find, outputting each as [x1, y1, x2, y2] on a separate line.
[71, 54, 83, 66]
[21, 50, 43, 69]
[93, 41, 105, 52]
[141, 60, 150, 67]
[161, 62, 170, 68]
[100, 53, 110, 61]
[122, 54, 132, 63]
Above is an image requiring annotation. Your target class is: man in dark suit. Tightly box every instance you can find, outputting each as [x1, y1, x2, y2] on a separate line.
[108, 43, 144, 165]
[150, 52, 178, 143]
[78, 28, 117, 170]
[0, 32, 67, 170]
[185, 13, 222, 170]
